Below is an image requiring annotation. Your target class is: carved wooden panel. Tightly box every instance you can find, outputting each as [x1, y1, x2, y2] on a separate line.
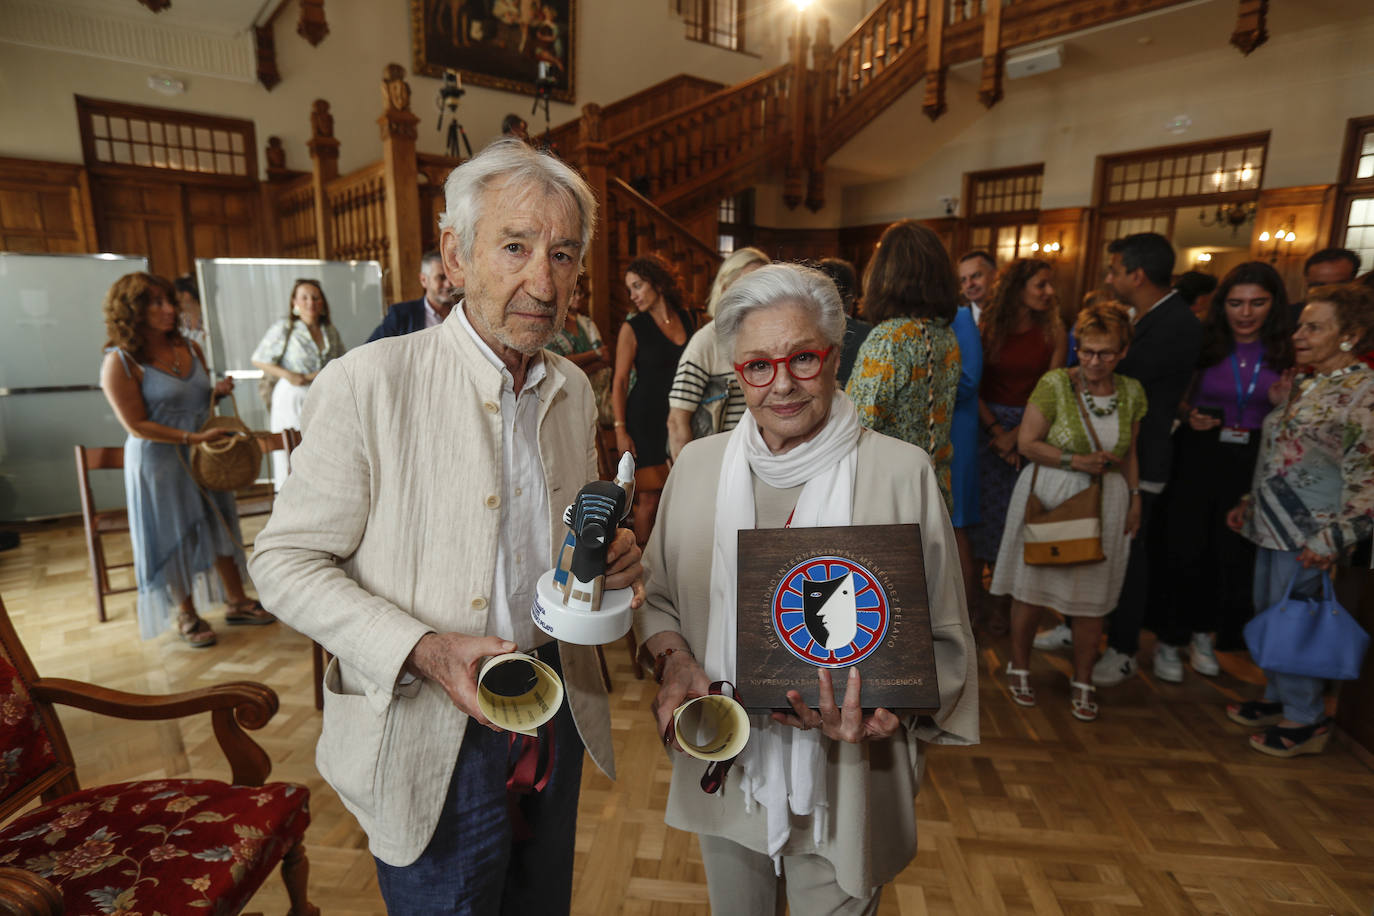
[1251, 185, 1337, 303]
[186, 187, 265, 260]
[91, 179, 187, 277]
[0, 158, 97, 254]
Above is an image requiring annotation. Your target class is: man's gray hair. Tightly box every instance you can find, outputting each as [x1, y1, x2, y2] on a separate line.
[714, 263, 846, 355]
[437, 138, 597, 264]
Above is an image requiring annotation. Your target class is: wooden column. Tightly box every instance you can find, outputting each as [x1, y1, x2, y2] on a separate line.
[307, 99, 339, 260]
[378, 64, 423, 304]
[922, 0, 946, 120]
[784, 15, 811, 210]
[977, 0, 1004, 109]
[576, 104, 613, 341]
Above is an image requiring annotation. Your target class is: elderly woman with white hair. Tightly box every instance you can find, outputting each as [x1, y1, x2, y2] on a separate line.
[636, 263, 978, 914]
[666, 246, 771, 460]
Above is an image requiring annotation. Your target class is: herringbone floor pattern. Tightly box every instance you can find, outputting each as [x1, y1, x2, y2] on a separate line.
[1, 518, 1371, 915]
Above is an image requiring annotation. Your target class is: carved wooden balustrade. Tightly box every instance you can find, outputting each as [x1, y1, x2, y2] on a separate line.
[601, 65, 795, 216]
[603, 177, 722, 328]
[544, 74, 726, 158]
[272, 174, 318, 260]
[416, 152, 462, 256]
[325, 163, 388, 268]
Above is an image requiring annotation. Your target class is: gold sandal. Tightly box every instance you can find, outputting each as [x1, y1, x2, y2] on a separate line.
[178, 614, 217, 648]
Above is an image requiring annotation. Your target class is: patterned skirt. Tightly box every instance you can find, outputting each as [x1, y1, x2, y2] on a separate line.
[969, 402, 1026, 563]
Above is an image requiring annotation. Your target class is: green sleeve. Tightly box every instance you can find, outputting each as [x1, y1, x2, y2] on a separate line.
[845, 325, 901, 432]
[1026, 369, 1062, 425]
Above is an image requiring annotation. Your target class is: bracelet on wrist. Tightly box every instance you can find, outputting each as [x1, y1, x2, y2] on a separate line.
[1059, 451, 1074, 470]
[613, 420, 625, 428]
[1129, 488, 1141, 496]
[653, 646, 690, 684]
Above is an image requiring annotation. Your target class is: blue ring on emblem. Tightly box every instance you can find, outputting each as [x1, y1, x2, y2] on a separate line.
[770, 555, 890, 669]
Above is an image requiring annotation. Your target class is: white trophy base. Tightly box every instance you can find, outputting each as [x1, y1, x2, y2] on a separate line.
[531, 569, 634, 645]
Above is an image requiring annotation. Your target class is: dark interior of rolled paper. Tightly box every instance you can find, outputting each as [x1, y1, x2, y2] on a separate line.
[482, 658, 539, 698]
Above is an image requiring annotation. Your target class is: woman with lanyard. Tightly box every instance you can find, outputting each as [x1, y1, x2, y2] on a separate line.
[1152, 263, 1294, 678]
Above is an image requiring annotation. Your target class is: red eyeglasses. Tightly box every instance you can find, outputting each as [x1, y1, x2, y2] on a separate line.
[733, 346, 834, 388]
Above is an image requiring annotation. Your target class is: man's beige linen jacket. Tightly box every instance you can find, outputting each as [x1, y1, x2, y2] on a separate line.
[249, 316, 614, 866]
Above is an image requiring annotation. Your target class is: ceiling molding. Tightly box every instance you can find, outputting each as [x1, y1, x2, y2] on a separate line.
[0, 0, 256, 82]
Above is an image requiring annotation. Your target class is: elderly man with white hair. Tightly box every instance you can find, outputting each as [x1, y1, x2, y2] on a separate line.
[250, 138, 642, 915]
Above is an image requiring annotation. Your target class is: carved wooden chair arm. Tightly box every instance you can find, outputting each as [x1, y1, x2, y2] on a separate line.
[0, 866, 62, 915]
[31, 678, 279, 787]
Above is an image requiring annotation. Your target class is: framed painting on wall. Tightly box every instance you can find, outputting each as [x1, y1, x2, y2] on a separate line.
[411, 0, 575, 103]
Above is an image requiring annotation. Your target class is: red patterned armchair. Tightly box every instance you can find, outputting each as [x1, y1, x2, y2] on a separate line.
[0, 595, 317, 916]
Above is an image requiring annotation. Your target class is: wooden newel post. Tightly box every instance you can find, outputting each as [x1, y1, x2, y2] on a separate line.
[307, 99, 339, 260]
[576, 103, 613, 342]
[378, 64, 423, 304]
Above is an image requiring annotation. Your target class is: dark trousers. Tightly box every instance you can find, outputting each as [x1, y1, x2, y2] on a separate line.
[1108, 490, 1159, 655]
[1152, 428, 1261, 649]
[373, 642, 584, 916]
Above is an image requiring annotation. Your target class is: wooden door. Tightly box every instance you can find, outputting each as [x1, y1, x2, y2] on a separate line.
[91, 178, 187, 277]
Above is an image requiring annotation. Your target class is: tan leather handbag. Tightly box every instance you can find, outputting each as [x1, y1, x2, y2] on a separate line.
[1022, 374, 1108, 567]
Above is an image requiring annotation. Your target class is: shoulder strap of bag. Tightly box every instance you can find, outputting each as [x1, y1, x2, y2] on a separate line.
[1069, 369, 1107, 454]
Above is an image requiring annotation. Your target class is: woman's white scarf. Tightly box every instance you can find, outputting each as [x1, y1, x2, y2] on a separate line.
[704, 390, 861, 865]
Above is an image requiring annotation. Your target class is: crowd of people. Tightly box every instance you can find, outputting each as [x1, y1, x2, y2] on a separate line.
[91, 137, 1374, 913]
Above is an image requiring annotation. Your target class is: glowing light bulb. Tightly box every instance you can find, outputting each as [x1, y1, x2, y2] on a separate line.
[1240, 164, 1252, 181]
[1259, 231, 1270, 242]
[1284, 231, 1296, 242]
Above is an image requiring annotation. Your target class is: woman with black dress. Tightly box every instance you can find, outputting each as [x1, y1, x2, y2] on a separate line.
[612, 254, 696, 541]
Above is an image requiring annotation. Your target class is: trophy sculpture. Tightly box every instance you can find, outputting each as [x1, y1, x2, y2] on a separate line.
[530, 452, 637, 645]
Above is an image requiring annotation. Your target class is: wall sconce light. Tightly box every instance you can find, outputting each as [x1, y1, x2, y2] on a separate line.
[1029, 235, 1064, 257]
[1258, 214, 1297, 262]
[1195, 251, 1213, 265]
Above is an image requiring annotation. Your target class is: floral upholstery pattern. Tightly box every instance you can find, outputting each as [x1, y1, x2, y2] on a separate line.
[0, 657, 58, 808]
[0, 778, 309, 916]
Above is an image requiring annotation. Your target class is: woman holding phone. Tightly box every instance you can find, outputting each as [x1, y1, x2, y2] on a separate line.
[1152, 262, 1294, 672]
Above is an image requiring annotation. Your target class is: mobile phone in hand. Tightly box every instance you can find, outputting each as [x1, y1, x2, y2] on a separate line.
[1197, 406, 1224, 422]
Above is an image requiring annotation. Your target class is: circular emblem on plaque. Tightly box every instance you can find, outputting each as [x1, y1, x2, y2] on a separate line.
[771, 556, 890, 668]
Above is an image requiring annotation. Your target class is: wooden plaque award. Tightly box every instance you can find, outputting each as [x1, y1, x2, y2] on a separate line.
[735, 524, 939, 714]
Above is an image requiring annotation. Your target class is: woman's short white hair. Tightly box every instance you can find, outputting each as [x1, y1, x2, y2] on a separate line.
[714, 263, 846, 356]
[437, 138, 597, 264]
[705, 246, 771, 317]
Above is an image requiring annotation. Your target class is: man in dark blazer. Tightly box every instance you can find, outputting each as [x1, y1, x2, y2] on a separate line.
[366, 250, 458, 342]
[1093, 232, 1202, 687]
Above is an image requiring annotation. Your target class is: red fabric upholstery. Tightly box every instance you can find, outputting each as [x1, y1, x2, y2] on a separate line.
[0, 778, 309, 915]
[0, 660, 58, 809]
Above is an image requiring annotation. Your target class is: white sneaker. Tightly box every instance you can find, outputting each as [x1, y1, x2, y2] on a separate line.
[1189, 632, 1220, 677]
[1032, 623, 1073, 651]
[1153, 644, 1183, 683]
[1092, 648, 1138, 686]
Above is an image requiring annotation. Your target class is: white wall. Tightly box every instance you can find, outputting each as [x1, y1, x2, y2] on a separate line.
[835, 12, 1374, 227]
[0, 0, 778, 176]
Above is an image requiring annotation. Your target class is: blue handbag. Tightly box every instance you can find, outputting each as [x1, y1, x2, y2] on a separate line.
[1243, 571, 1370, 680]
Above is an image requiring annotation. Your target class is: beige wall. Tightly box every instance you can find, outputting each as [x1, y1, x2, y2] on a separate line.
[835, 13, 1374, 227]
[0, 0, 783, 176]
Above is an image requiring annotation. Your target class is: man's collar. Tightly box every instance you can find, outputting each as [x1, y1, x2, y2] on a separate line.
[455, 300, 547, 391]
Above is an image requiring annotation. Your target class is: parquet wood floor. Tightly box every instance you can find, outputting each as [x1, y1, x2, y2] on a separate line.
[2, 519, 1371, 915]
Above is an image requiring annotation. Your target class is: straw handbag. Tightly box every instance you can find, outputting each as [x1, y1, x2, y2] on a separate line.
[189, 393, 262, 492]
[1022, 374, 1108, 567]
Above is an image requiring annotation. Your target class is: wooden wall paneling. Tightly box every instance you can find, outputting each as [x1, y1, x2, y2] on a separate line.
[186, 186, 265, 260]
[1250, 184, 1337, 302]
[0, 158, 98, 254]
[749, 226, 841, 266]
[92, 178, 188, 277]
[1037, 206, 1089, 314]
[837, 221, 887, 291]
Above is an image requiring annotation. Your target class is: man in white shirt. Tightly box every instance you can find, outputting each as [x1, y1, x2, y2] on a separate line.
[250, 139, 642, 915]
[957, 250, 996, 325]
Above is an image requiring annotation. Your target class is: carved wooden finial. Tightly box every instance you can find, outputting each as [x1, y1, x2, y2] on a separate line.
[254, 25, 280, 91]
[1230, 0, 1268, 55]
[310, 100, 334, 140]
[382, 64, 412, 112]
[298, 0, 329, 46]
[812, 17, 832, 65]
[138, 0, 171, 11]
[265, 136, 287, 174]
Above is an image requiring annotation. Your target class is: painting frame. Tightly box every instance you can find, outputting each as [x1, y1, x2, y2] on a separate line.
[410, 0, 576, 104]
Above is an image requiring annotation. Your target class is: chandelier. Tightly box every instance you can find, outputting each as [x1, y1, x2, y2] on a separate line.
[1197, 163, 1258, 236]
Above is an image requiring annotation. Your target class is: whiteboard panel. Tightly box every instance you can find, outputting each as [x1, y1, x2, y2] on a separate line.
[0, 252, 148, 521]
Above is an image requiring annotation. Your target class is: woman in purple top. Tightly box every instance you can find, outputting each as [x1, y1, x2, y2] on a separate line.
[1155, 262, 1294, 666]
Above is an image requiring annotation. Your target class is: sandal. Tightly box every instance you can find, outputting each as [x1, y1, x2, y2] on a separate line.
[178, 614, 217, 649]
[1227, 700, 1283, 728]
[1005, 663, 1036, 707]
[1250, 719, 1331, 758]
[1069, 680, 1098, 722]
[225, 599, 276, 626]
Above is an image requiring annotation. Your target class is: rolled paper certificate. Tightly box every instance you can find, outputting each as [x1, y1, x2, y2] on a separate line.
[672, 693, 750, 761]
[476, 652, 564, 736]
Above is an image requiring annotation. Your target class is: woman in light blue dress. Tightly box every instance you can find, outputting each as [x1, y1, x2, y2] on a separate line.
[99, 272, 275, 647]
